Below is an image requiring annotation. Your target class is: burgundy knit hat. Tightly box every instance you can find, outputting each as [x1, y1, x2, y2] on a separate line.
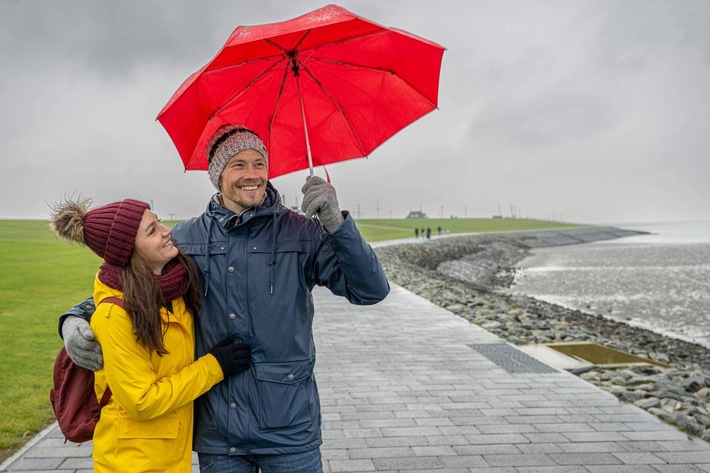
[82, 199, 150, 267]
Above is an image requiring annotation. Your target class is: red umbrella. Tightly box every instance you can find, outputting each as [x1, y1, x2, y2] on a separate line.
[157, 4, 445, 179]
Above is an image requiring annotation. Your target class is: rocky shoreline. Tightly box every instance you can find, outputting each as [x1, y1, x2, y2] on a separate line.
[373, 227, 710, 442]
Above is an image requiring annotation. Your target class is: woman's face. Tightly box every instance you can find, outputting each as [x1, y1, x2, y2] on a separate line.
[134, 209, 178, 274]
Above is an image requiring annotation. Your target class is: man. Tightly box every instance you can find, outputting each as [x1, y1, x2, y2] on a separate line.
[59, 124, 390, 473]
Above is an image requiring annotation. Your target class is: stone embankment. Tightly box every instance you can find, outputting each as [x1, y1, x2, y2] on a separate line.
[374, 227, 710, 442]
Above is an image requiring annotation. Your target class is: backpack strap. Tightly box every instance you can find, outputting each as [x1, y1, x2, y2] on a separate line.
[99, 296, 124, 310]
[95, 296, 124, 404]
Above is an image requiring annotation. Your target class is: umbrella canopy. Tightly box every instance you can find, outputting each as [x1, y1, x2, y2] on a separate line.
[157, 4, 445, 179]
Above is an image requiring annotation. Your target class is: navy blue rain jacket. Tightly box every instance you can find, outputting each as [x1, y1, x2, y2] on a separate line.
[175, 184, 389, 455]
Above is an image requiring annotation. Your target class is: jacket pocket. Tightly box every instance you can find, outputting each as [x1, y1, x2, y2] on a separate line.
[117, 411, 180, 439]
[254, 360, 313, 431]
[180, 242, 228, 257]
[247, 239, 307, 254]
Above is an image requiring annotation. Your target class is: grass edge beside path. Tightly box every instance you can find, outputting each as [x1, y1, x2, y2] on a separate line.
[354, 217, 582, 242]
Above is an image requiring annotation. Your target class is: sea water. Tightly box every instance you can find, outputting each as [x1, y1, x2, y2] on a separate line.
[509, 220, 710, 348]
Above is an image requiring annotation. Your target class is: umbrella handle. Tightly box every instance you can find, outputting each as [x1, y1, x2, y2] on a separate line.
[296, 74, 314, 177]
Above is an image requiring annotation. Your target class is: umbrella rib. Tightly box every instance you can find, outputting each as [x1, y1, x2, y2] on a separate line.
[266, 58, 292, 155]
[261, 32, 313, 158]
[296, 29, 394, 65]
[208, 58, 286, 120]
[204, 54, 283, 75]
[316, 57, 437, 109]
[300, 64, 367, 156]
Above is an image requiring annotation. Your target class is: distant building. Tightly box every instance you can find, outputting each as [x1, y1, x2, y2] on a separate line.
[405, 210, 428, 219]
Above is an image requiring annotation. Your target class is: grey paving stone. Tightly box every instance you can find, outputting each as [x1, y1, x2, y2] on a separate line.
[453, 444, 522, 455]
[466, 468, 518, 473]
[7, 471, 67, 473]
[439, 454, 488, 468]
[546, 452, 622, 465]
[410, 445, 457, 456]
[365, 436, 430, 448]
[585, 466, 660, 473]
[482, 453, 556, 467]
[563, 431, 629, 442]
[346, 447, 414, 459]
[620, 430, 689, 441]
[328, 458, 375, 472]
[654, 450, 710, 463]
[465, 433, 530, 445]
[612, 452, 667, 464]
[321, 448, 348, 460]
[424, 435, 470, 446]
[359, 418, 418, 429]
[652, 465, 710, 472]
[558, 442, 627, 453]
[4, 457, 63, 471]
[515, 443, 564, 454]
[522, 432, 570, 443]
[511, 468, 588, 473]
[476, 423, 539, 434]
[60, 457, 93, 469]
[23, 446, 91, 459]
[321, 437, 369, 449]
[371, 456, 443, 470]
[589, 422, 634, 432]
[655, 440, 710, 452]
[532, 422, 595, 433]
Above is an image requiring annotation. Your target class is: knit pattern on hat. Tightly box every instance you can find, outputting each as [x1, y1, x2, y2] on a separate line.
[207, 125, 268, 189]
[83, 199, 150, 267]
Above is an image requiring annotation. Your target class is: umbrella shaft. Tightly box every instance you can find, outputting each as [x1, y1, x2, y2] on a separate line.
[296, 74, 314, 177]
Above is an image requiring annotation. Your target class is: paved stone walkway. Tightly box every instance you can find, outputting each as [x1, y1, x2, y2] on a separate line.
[3, 284, 710, 472]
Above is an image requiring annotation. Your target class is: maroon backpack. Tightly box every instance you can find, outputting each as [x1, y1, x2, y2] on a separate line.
[50, 296, 122, 443]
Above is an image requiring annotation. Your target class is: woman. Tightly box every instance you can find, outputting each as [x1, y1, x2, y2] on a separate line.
[50, 197, 250, 473]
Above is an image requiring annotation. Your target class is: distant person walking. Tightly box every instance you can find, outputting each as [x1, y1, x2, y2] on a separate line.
[426, 227, 431, 239]
[415, 227, 419, 238]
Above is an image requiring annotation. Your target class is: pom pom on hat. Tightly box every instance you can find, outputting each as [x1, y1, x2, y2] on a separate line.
[49, 197, 150, 267]
[49, 197, 91, 245]
[207, 124, 268, 189]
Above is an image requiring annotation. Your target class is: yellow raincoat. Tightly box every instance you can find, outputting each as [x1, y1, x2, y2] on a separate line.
[90, 278, 224, 473]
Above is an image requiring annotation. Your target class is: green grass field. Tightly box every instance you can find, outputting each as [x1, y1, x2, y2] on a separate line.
[0, 220, 102, 461]
[0, 216, 580, 462]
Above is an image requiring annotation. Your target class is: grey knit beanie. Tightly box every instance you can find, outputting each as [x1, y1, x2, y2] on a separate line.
[207, 125, 268, 189]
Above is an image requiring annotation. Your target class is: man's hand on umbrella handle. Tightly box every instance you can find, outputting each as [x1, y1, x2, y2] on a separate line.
[301, 176, 344, 233]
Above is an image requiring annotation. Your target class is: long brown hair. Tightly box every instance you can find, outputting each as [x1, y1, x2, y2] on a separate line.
[122, 251, 202, 355]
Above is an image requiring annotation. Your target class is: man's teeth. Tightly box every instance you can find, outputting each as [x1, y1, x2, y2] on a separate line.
[241, 186, 258, 191]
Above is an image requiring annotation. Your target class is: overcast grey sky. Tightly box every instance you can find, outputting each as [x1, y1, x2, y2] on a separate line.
[2, 0, 709, 224]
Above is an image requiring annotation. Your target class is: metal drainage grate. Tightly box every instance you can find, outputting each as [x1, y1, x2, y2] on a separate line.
[469, 343, 558, 374]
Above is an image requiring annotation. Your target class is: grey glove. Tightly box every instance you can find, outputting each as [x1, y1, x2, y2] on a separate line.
[301, 176, 343, 233]
[62, 315, 103, 371]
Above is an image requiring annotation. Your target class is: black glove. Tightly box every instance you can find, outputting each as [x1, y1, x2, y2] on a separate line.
[209, 337, 251, 376]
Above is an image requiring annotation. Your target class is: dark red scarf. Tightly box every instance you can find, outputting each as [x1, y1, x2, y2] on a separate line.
[98, 259, 190, 302]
